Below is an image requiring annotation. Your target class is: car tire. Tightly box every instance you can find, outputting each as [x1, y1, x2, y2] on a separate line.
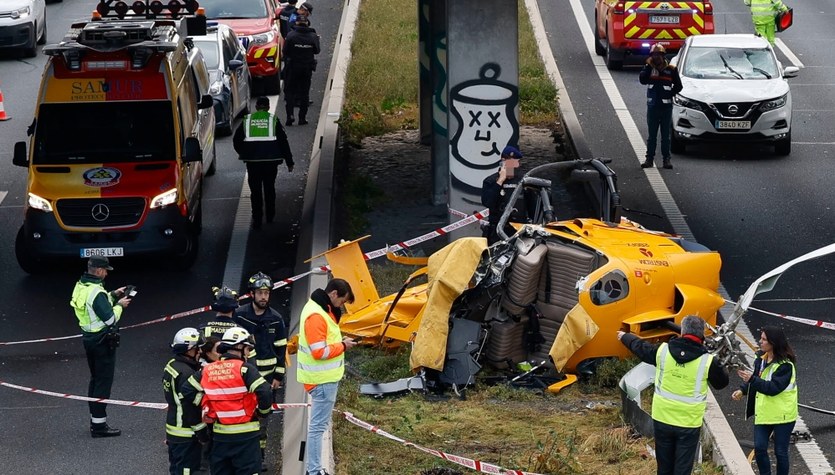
[15, 226, 42, 274]
[169, 225, 199, 270]
[775, 131, 791, 156]
[23, 27, 37, 58]
[218, 103, 233, 137]
[671, 133, 686, 154]
[605, 34, 622, 70]
[37, 16, 47, 45]
[594, 15, 606, 56]
[262, 72, 281, 96]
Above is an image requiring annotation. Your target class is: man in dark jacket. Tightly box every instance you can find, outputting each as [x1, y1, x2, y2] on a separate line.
[235, 271, 288, 471]
[163, 328, 204, 475]
[283, 16, 320, 126]
[233, 96, 294, 229]
[278, 0, 297, 38]
[480, 145, 536, 245]
[639, 43, 683, 170]
[618, 315, 728, 475]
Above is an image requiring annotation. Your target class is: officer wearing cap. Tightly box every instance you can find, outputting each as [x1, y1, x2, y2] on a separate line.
[163, 328, 203, 474]
[200, 286, 241, 341]
[233, 96, 294, 230]
[70, 256, 132, 438]
[639, 43, 682, 170]
[480, 145, 536, 245]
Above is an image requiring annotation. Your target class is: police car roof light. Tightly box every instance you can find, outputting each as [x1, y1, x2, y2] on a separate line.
[94, 0, 199, 19]
[131, 1, 147, 15]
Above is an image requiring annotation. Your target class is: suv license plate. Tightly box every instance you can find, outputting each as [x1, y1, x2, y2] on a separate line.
[650, 15, 679, 24]
[716, 120, 751, 130]
[81, 247, 124, 258]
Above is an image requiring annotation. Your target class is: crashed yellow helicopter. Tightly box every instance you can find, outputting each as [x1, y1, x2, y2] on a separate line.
[311, 160, 725, 394]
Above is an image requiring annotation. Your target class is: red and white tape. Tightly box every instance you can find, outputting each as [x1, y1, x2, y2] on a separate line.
[340, 410, 544, 475]
[448, 207, 490, 226]
[747, 305, 835, 331]
[1, 211, 486, 347]
[0, 380, 309, 412]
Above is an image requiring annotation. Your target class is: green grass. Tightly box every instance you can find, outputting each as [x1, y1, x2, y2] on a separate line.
[341, 0, 559, 146]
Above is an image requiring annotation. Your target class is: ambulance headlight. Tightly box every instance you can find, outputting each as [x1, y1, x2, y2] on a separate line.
[251, 30, 275, 46]
[151, 188, 178, 208]
[27, 193, 53, 212]
[11, 6, 31, 19]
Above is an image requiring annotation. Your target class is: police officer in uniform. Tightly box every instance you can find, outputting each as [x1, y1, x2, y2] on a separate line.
[235, 272, 288, 471]
[163, 328, 203, 474]
[200, 286, 240, 341]
[283, 15, 320, 126]
[182, 327, 273, 475]
[70, 256, 131, 437]
[233, 96, 294, 229]
[480, 145, 536, 245]
[278, 0, 298, 39]
[639, 43, 682, 170]
[618, 316, 729, 475]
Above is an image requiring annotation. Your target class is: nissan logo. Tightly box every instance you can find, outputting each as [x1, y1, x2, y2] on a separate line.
[91, 203, 110, 222]
[728, 104, 739, 115]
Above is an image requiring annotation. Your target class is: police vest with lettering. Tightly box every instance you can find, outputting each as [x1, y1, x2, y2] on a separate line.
[297, 299, 345, 385]
[755, 359, 798, 425]
[243, 111, 277, 142]
[652, 342, 713, 428]
[200, 359, 258, 427]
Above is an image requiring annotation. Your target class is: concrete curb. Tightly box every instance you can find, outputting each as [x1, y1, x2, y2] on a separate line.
[282, 0, 362, 473]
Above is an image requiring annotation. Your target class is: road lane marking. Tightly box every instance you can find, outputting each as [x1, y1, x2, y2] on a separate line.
[563, 0, 833, 473]
[0, 191, 7, 206]
[775, 38, 805, 69]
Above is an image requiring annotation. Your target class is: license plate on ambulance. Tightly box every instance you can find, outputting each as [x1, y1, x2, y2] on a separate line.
[715, 121, 751, 130]
[81, 247, 124, 258]
[650, 15, 679, 24]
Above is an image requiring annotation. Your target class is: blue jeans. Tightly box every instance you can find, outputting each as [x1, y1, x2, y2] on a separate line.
[306, 382, 339, 475]
[754, 421, 795, 475]
[646, 105, 673, 161]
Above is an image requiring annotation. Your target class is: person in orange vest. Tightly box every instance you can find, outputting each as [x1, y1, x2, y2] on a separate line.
[297, 278, 357, 475]
[182, 327, 273, 475]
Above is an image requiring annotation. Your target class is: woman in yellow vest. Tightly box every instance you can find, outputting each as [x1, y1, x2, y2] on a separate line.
[733, 326, 798, 475]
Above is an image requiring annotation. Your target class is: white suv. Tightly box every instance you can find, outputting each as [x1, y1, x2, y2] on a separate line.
[671, 34, 799, 156]
[0, 0, 48, 58]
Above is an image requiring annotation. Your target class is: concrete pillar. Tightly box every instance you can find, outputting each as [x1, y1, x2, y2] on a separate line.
[429, 0, 449, 206]
[418, 0, 432, 146]
[446, 0, 519, 231]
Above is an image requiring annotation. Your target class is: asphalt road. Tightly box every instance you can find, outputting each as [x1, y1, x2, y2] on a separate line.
[539, 0, 835, 472]
[0, 1, 342, 472]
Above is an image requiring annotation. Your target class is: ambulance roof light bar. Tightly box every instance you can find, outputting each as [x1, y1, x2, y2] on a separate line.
[95, 0, 200, 20]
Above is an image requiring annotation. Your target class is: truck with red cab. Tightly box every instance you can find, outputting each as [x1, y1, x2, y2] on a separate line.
[594, 0, 714, 70]
[12, 0, 215, 273]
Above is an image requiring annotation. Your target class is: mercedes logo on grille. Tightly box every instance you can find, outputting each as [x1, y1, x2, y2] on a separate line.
[728, 104, 739, 115]
[660, 3, 670, 9]
[91, 203, 110, 222]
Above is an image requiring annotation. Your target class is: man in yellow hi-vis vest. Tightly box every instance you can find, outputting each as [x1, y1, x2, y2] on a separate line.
[618, 315, 729, 475]
[744, 0, 789, 45]
[297, 278, 356, 475]
[233, 96, 294, 230]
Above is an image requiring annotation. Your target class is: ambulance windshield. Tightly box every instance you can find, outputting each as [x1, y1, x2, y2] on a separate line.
[33, 101, 175, 164]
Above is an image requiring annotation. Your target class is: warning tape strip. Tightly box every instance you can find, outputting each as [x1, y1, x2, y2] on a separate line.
[0, 210, 487, 347]
[0, 380, 309, 412]
[448, 206, 490, 226]
[339, 410, 544, 475]
[747, 305, 835, 331]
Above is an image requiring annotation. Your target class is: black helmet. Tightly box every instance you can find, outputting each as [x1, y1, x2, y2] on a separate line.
[248, 271, 273, 291]
[300, 1, 313, 14]
[211, 285, 239, 312]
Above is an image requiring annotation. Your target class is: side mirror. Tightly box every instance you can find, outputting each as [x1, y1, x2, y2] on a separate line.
[198, 94, 213, 110]
[783, 66, 800, 78]
[228, 59, 244, 71]
[13, 141, 29, 167]
[184, 137, 203, 163]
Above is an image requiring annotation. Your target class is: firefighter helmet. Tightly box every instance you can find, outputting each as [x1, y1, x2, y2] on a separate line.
[221, 327, 255, 348]
[211, 285, 239, 312]
[248, 272, 273, 291]
[171, 327, 200, 354]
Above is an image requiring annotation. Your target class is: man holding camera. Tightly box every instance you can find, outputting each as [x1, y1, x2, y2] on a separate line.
[70, 256, 132, 438]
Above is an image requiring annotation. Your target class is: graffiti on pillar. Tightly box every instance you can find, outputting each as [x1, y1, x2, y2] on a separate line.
[432, 31, 448, 136]
[449, 63, 519, 194]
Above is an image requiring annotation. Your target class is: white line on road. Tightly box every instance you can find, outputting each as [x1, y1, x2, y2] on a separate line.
[775, 38, 805, 69]
[563, 0, 832, 473]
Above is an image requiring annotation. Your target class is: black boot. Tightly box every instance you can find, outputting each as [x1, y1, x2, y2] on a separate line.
[662, 158, 673, 169]
[285, 115, 294, 126]
[298, 106, 308, 125]
[640, 158, 654, 168]
[261, 449, 268, 472]
[90, 422, 121, 438]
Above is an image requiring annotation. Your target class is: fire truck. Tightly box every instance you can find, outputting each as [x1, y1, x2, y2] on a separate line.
[11, 0, 215, 272]
[594, 0, 714, 70]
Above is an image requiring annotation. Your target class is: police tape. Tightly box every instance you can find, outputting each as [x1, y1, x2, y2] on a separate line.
[449, 207, 490, 226]
[1, 211, 488, 347]
[339, 410, 545, 475]
[0, 379, 309, 412]
[747, 305, 835, 331]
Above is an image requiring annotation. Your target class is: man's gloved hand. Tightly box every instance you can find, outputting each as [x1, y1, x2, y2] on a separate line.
[286, 334, 299, 355]
[195, 427, 210, 445]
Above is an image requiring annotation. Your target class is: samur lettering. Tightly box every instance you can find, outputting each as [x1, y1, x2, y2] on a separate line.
[70, 79, 145, 101]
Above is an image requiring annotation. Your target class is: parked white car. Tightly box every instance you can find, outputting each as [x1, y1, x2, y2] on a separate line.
[671, 34, 799, 156]
[0, 0, 48, 58]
